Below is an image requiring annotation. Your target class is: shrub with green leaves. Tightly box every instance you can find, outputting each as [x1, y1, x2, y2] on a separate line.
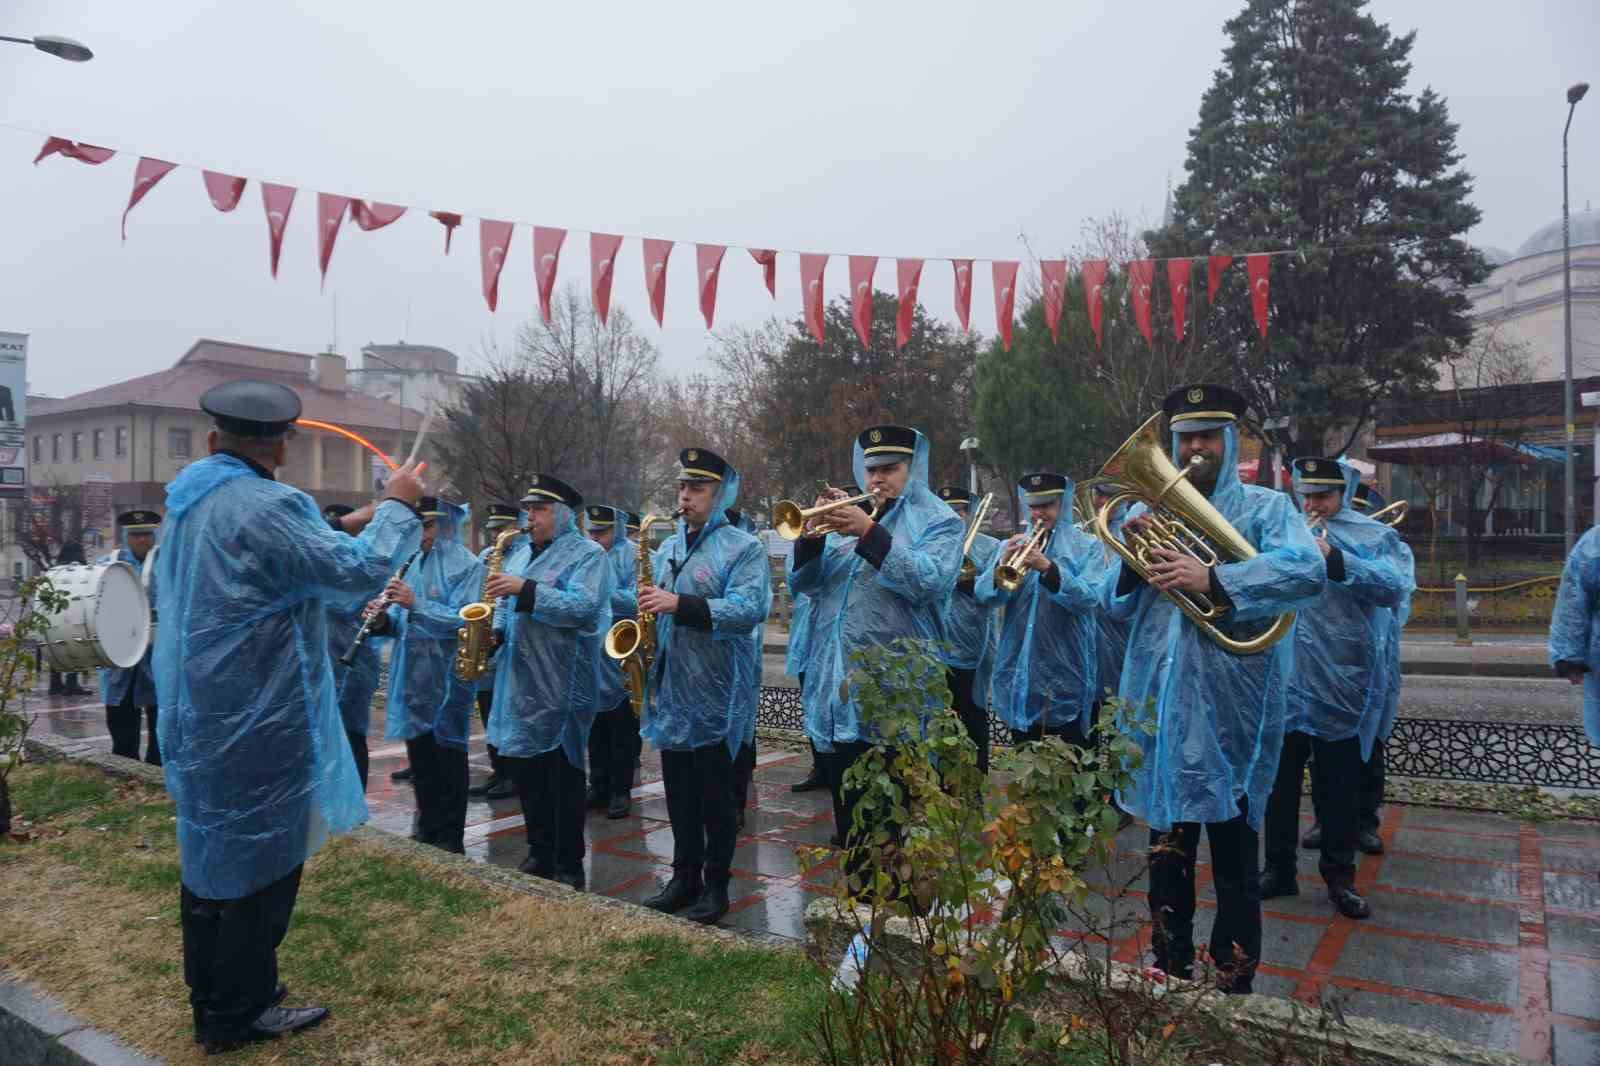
[1, 575, 70, 835]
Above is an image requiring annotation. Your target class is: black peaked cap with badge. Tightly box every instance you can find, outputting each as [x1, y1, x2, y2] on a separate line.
[521, 473, 583, 510]
[1292, 457, 1346, 489]
[484, 503, 520, 527]
[200, 379, 303, 437]
[118, 509, 162, 531]
[937, 486, 975, 506]
[1018, 472, 1068, 507]
[677, 447, 729, 482]
[857, 425, 916, 468]
[1162, 383, 1248, 433]
[417, 496, 447, 519]
[584, 505, 617, 527]
[626, 511, 642, 530]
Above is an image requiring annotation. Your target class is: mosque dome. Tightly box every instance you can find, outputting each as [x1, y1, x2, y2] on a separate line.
[1515, 208, 1600, 258]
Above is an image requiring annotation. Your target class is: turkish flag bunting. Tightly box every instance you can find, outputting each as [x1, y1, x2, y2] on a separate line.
[895, 258, 924, 349]
[1040, 259, 1068, 343]
[1167, 259, 1192, 342]
[1207, 254, 1233, 305]
[993, 261, 1020, 352]
[799, 253, 828, 344]
[316, 193, 351, 288]
[1247, 254, 1271, 339]
[121, 157, 176, 240]
[261, 183, 296, 279]
[590, 233, 623, 324]
[849, 256, 877, 349]
[203, 171, 247, 212]
[431, 211, 463, 254]
[1128, 260, 1155, 349]
[1082, 260, 1109, 348]
[351, 201, 405, 231]
[479, 219, 513, 312]
[697, 244, 726, 329]
[33, 137, 114, 165]
[643, 239, 673, 326]
[533, 227, 566, 323]
[748, 249, 777, 297]
[952, 259, 974, 331]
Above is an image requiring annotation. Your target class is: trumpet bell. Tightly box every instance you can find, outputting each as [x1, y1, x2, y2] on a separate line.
[772, 499, 807, 540]
[604, 618, 641, 661]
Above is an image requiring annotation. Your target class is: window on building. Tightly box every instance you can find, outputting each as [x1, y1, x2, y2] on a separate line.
[92, 429, 104, 460]
[71, 432, 82, 462]
[31, 436, 40, 463]
[168, 428, 192, 459]
[115, 425, 128, 458]
[51, 434, 61, 463]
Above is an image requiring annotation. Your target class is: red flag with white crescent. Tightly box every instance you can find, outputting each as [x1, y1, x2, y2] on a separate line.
[1207, 254, 1233, 305]
[591, 233, 623, 324]
[1128, 260, 1155, 349]
[992, 261, 1020, 352]
[1040, 259, 1068, 343]
[1167, 259, 1192, 342]
[849, 256, 877, 349]
[121, 157, 176, 240]
[533, 227, 566, 324]
[800, 253, 828, 344]
[952, 259, 973, 330]
[895, 258, 924, 349]
[351, 201, 405, 231]
[1082, 260, 1108, 348]
[203, 171, 247, 212]
[316, 193, 350, 288]
[748, 248, 777, 297]
[643, 239, 673, 326]
[33, 137, 114, 165]
[261, 183, 296, 279]
[431, 211, 462, 253]
[1247, 254, 1271, 339]
[697, 244, 726, 329]
[480, 219, 513, 312]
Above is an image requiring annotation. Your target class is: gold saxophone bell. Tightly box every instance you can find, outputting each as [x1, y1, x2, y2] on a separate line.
[604, 510, 680, 718]
[995, 523, 1048, 593]
[454, 525, 524, 682]
[772, 491, 881, 540]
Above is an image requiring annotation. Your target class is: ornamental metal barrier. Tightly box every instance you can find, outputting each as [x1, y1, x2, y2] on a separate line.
[1406, 574, 1559, 630]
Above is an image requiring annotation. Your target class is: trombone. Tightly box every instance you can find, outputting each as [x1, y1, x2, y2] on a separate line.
[994, 523, 1048, 593]
[772, 491, 882, 540]
[1369, 499, 1408, 528]
[957, 492, 995, 581]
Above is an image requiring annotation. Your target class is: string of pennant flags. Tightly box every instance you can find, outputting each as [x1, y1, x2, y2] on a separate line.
[35, 133, 1292, 353]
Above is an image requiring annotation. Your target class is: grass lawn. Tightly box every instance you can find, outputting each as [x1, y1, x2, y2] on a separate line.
[0, 762, 829, 1064]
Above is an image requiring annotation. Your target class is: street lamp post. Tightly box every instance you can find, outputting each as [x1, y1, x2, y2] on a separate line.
[959, 436, 980, 496]
[1563, 81, 1590, 552]
[0, 34, 93, 61]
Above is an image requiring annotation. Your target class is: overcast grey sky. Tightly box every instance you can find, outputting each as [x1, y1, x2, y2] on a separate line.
[1, 0, 1595, 398]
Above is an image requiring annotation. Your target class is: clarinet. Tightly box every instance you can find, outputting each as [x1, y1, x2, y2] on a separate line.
[338, 549, 421, 666]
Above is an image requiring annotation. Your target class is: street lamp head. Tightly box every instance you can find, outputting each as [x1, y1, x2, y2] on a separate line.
[32, 35, 92, 61]
[1569, 82, 1590, 106]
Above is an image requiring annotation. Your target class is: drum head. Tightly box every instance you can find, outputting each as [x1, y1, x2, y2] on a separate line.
[93, 562, 151, 669]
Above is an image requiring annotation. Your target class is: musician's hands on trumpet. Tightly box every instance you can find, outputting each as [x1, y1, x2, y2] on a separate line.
[999, 531, 1052, 574]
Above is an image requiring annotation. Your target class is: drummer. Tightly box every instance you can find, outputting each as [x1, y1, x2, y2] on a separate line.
[98, 509, 162, 765]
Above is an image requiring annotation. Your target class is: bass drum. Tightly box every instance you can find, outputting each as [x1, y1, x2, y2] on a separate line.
[38, 562, 151, 672]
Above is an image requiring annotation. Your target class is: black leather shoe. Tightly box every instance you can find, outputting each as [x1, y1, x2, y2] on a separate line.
[468, 775, 500, 798]
[269, 983, 287, 1008]
[643, 871, 703, 914]
[584, 786, 607, 811]
[1329, 886, 1370, 919]
[607, 794, 631, 819]
[485, 777, 518, 801]
[553, 867, 585, 892]
[518, 855, 554, 879]
[390, 766, 413, 783]
[202, 1005, 328, 1054]
[1356, 829, 1384, 855]
[829, 830, 845, 848]
[790, 766, 825, 793]
[1300, 822, 1322, 849]
[1260, 869, 1299, 899]
[683, 882, 730, 925]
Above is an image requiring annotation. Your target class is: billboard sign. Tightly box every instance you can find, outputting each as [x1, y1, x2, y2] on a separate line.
[0, 331, 26, 498]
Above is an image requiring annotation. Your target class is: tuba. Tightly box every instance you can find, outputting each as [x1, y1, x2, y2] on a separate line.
[453, 525, 524, 682]
[1091, 411, 1294, 655]
[603, 511, 679, 717]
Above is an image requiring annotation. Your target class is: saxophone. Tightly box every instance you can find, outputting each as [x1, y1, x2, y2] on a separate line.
[453, 525, 524, 682]
[603, 511, 678, 718]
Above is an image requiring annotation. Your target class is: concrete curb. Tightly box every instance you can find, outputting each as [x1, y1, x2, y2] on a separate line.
[0, 972, 162, 1066]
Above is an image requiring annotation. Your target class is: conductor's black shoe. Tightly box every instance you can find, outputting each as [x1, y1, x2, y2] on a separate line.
[202, 1005, 328, 1054]
[790, 765, 825, 793]
[643, 871, 702, 914]
[269, 983, 287, 1008]
[607, 793, 631, 819]
[1356, 829, 1384, 855]
[1329, 886, 1371, 920]
[584, 786, 608, 811]
[390, 766, 413, 783]
[683, 883, 731, 925]
[1300, 822, 1322, 849]
[467, 775, 500, 798]
[485, 776, 518, 801]
[1260, 869, 1299, 899]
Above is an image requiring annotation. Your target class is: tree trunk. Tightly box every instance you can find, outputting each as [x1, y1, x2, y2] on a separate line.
[0, 775, 12, 836]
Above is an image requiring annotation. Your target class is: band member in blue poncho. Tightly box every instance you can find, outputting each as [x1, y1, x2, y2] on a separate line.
[467, 503, 524, 802]
[1549, 526, 1600, 747]
[98, 508, 162, 765]
[936, 486, 1002, 773]
[585, 503, 642, 818]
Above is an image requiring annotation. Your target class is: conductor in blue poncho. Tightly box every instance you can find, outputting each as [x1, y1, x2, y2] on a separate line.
[585, 503, 642, 819]
[155, 380, 424, 1051]
[98, 508, 163, 765]
[1105, 384, 1324, 994]
[1263, 458, 1414, 921]
[483, 474, 614, 890]
[467, 503, 523, 802]
[937, 486, 1002, 773]
[1549, 525, 1600, 747]
[638, 449, 770, 924]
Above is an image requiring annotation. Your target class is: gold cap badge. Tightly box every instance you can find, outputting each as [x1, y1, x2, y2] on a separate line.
[686, 449, 698, 461]
[1187, 387, 1205, 404]
[869, 429, 882, 443]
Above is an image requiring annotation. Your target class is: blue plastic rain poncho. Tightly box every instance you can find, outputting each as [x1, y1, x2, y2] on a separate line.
[784, 589, 814, 679]
[641, 475, 772, 758]
[942, 509, 1002, 673]
[383, 503, 483, 751]
[1091, 504, 1132, 700]
[1106, 426, 1325, 831]
[153, 455, 420, 899]
[789, 431, 963, 751]
[1548, 525, 1600, 745]
[96, 530, 159, 708]
[595, 507, 639, 713]
[726, 508, 765, 750]
[476, 516, 528, 695]
[1287, 463, 1415, 759]
[975, 482, 1102, 733]
[328, 581, 387, 738]
[487, 502, 614, 767]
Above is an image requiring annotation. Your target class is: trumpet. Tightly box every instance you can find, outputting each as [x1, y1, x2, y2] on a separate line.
[1369, 499, 1408, 528]
[994, 523, 1048, 593]
[957, 492, 995, 581]
[772, 491, 882, 540]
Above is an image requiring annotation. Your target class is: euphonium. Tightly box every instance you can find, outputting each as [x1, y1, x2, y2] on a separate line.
[994, 523, 1048, 593]
[957, 492, 995, 581]
[1091, 411, 1294, 656]
[453, 525, 524, 682]
[604, 511, 679, 718]
[1368, 499, 1408, 528]
[772, 491, 881, 540]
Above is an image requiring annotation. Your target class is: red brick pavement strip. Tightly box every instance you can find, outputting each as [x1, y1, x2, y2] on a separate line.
[1293, 805, 1401, 1003]
[1516, 822, 1554, 1064]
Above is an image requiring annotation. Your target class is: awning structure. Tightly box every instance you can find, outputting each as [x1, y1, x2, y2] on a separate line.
[1369, 433, 1565, 467]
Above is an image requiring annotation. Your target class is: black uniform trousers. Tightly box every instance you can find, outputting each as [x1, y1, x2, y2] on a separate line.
[504, 749, 586, 879]
[1147, 797, 1260, 994]
[405, 731, 469, 853]
[588, 696, 640, 800]
[180, 864, 303, 1041]
[346, 729, 369, 792]
[475, 689, 503, 779]
[1267, 729, 1361, 888]
[732, 738, 757, 815]
[106, 687, 161, 765]
[946, 668, 990, 774]
[1358, 740, 1385, 832]
[660, 741, 738, 886]
[1008, 707, 1096, 750]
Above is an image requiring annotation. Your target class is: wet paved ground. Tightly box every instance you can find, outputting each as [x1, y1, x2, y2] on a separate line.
[25, 684, 1600, 1065]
